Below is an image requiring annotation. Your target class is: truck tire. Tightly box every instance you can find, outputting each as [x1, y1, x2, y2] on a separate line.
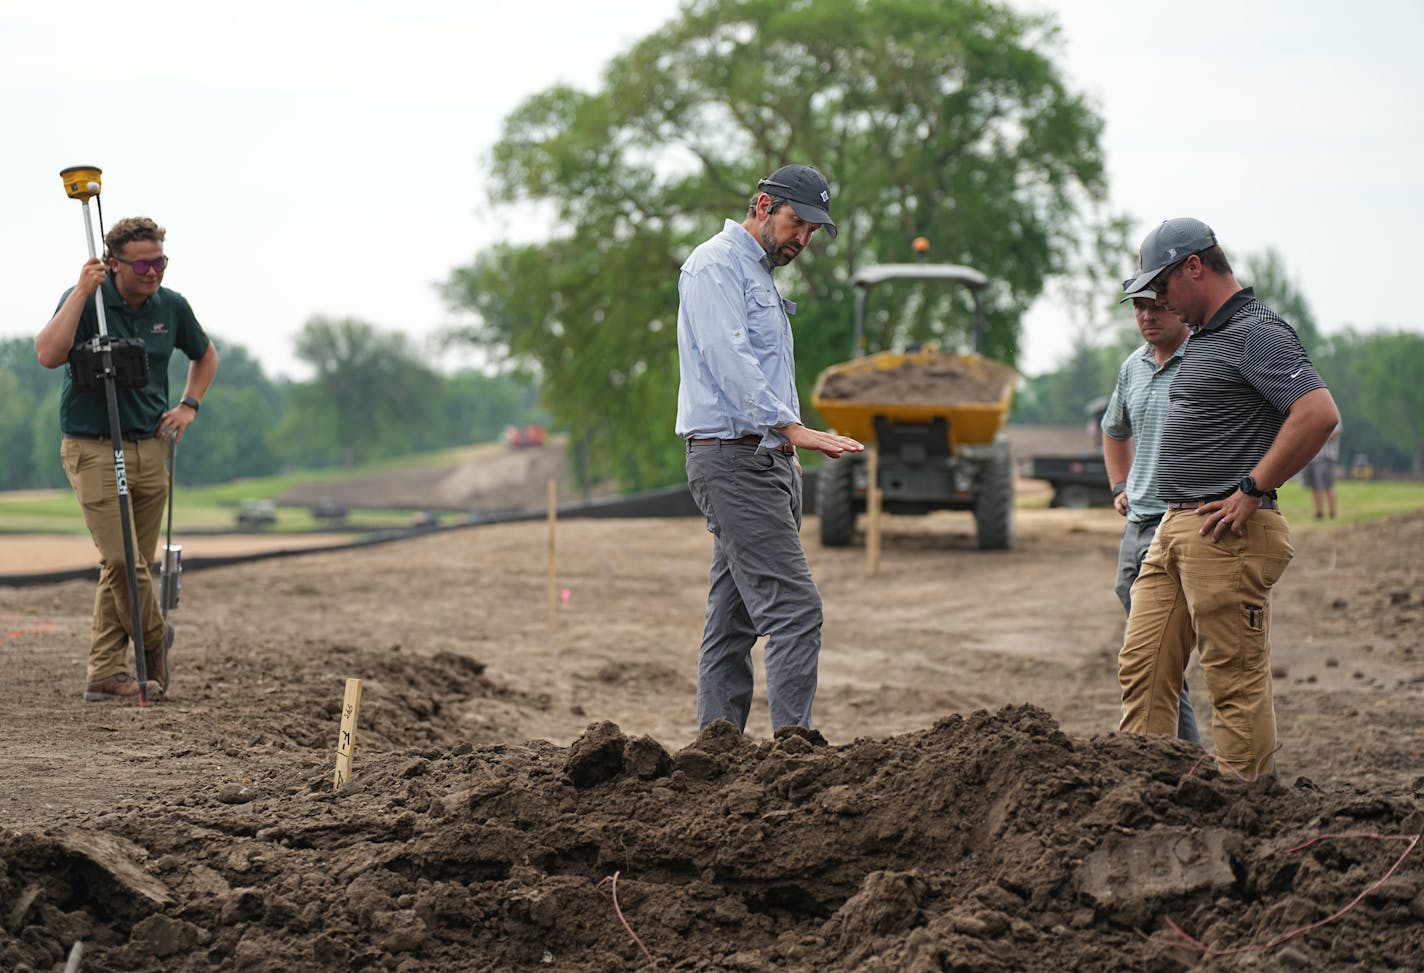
[818, 456, 857, 547]
[973, 449, 1014, 550]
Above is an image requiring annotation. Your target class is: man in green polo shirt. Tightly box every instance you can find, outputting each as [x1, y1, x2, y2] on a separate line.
[36, 216, 219, 702]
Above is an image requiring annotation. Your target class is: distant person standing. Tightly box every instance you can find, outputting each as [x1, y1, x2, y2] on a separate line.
[1116, 218, 1339, 777]
[1102, 284, 1200, 744]
[1301, 421, 1343, 519]
[36, 217, 218, 702]
[675, 164, 863, 734]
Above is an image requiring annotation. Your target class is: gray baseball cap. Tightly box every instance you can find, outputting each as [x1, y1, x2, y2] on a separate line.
[1118, 281, 1158, 304]
[758, 165, 838, 239]
[1122, 218, 1218, 295]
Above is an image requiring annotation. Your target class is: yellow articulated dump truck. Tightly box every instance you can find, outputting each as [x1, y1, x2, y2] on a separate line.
[811, 264, 1018, 550]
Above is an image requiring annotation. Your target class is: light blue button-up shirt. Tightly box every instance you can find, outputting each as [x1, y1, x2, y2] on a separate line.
[675, 220, 801, 447]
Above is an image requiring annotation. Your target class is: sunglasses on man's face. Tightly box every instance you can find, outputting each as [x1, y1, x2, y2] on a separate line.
[1147, 261, 1182, 295]
[113, 255, 169, 275]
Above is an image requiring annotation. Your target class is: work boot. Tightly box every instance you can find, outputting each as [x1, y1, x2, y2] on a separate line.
[144, 623, 174, 694]
[83, 671, 163, 703]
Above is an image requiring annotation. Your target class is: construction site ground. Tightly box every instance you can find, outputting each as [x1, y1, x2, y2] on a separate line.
[1, 461, 1421, 970]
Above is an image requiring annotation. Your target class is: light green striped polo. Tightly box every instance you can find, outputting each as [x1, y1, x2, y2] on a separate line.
[1100, 338, 1188, 523]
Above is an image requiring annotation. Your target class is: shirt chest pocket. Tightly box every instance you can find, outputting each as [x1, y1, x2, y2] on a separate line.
[744, 286, 785, 356]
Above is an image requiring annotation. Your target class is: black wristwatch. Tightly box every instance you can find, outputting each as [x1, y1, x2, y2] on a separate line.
[1238, 475, 1266, 498]
[179, 395, 201, 412]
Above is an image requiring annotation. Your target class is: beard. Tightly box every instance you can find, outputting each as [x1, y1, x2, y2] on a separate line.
[759, 222, 800, 267]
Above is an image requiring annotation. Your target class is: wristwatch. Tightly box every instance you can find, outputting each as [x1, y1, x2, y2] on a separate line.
[179, 395, 201, 412]
[1238, 475, 1266, 497]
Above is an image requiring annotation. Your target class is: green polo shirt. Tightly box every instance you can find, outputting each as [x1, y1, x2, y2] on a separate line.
[57, 277, 210, 437]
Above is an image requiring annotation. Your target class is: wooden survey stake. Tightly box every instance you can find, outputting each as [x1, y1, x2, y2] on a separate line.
[333, 677, 363, 790]
[547, 479, 558, 625]
[866, 446, 882, 576]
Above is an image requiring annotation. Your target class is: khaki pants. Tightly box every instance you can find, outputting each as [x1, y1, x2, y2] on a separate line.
[61, 435, 170, 683]
[1118, 507, 1294, 776]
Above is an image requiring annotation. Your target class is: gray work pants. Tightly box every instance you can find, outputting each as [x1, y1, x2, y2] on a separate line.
[1117, 514, 1201, 745]
[686, 442, 822, 732]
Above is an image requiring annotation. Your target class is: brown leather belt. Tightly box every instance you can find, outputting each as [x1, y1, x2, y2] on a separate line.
[1168, 496, 1277, 511]
[64, 431, 158, 443]
[687, 434, 794, 454]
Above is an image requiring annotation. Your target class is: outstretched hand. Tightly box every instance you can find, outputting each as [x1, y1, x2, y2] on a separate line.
[778, 423, 865, 459]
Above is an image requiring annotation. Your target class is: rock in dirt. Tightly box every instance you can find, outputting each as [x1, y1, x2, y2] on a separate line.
[56, 830, 171, 910]
[1078, 827, 1239, 926]
[215, 783, 255, 805]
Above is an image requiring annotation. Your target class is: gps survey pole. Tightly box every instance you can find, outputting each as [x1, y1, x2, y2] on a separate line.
[60, 166, 153, 707]
[160, 439, 182, 620]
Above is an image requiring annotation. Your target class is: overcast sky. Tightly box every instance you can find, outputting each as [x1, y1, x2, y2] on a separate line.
[3, 0, 1420, 381]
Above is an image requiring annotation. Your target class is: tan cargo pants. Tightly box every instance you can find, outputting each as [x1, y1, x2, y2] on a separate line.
[61, 435, 170, 683]
[1118, 507, 1294, 776]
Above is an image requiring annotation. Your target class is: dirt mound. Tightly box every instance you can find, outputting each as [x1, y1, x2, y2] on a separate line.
[816, 354, 1016, 404]
[3, 699, 1422, 972]
[2, 508, 1421, 971]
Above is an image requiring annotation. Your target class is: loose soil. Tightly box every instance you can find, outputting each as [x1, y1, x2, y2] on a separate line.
[1, 485, 1422, 971]
[815, 355, 1017, 404]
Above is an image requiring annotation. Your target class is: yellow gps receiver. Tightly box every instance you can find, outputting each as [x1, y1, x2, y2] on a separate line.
[60, 166, 103, 201]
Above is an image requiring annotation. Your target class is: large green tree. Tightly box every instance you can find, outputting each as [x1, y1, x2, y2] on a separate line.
[445, 0, 1115, 490]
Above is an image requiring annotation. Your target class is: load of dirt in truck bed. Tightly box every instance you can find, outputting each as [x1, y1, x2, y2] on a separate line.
[816, 354, 1016, 405]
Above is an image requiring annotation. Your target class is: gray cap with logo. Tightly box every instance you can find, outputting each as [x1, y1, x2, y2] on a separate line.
[1122, 217, 1218, 297]
[758, 165, 837, 239]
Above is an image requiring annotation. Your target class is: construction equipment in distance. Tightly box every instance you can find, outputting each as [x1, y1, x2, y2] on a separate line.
[811, 264, 1018, 550]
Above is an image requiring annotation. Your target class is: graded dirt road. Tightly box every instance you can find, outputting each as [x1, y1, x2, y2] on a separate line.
[1, 503, 1421, 971]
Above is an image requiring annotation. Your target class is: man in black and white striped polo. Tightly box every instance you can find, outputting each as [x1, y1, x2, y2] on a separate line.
[1115, 218, 1340, 777]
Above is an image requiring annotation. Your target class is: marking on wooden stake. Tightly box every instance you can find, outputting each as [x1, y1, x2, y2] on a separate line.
[333, 677, 363, 790]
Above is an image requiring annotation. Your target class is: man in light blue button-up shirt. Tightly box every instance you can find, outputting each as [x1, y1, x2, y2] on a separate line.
[676, 165, 863, 734]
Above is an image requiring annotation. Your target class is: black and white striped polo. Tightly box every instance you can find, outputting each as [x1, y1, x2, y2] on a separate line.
[1158, 288, 1326, 502]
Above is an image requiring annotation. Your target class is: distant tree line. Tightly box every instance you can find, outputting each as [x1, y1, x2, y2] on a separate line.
[0, 317, 542, 490]
[1013, 249, 1424, 474]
